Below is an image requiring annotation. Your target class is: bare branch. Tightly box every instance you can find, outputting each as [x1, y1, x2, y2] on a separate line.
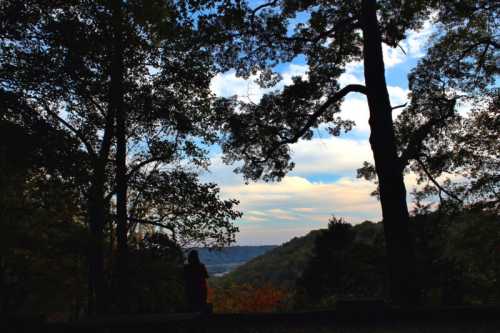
[128, 217, 176, 235]
[41, 102, 96, 158]
[250, 0, 278, 17]
[391, 102, 407, 111]
[399, 98, 456, 168]
[417, 158, 463, 203]
[397, 43, 407, 55]
[251, 84, 367, 164]
[280, 84, 367, 146]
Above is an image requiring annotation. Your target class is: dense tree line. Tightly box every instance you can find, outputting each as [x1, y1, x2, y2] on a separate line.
[297, 210, 500, 307]
[1, 0, 241, 316]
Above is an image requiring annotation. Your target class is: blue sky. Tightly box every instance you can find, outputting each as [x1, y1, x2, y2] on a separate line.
[202, 18, 436, 245]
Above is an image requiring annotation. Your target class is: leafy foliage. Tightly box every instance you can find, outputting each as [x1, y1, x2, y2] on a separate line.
[1, 0, 242, 314]
[356, 0, 500, 212]
[200, 0, 434, 181]
[296, 218, 385, 307]
[0, 117, 87, 318]
[126, 233, 186, 313]
[208, 283, 289, 313]
[217, 212, 500, 309]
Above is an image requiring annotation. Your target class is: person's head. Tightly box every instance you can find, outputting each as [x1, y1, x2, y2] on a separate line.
[188, 250, 200, 265]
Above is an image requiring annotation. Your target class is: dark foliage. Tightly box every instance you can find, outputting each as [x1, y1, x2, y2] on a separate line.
[1, 0, 242, 315]
[296, 218, 385, 306]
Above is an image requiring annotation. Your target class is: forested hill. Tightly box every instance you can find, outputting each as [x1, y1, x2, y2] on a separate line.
[213, 221, 381, 288]
[194, 246, 277, 276]
[196, 246, 277, 265]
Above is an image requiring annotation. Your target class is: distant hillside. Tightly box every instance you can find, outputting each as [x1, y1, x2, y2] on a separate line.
[214, 221, 381, 289]
[195, 246, 277, 275]
[214, 230, 320, 288]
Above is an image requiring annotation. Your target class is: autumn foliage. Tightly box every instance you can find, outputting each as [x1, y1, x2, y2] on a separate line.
[208, 284, 289, 313]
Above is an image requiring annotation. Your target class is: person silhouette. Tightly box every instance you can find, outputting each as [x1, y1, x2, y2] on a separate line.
[184, 250, 209, 313]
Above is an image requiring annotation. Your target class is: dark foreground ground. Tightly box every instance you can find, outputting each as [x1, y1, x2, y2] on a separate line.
[4, 305, 500, 333]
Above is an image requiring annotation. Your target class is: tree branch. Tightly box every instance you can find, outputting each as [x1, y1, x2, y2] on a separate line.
[250, 84, 366, 164]
[392, 103, 407, 111]
[41, 103, 96, 158]
[399, 98, 456, 168]
[127, 217, 176, 236]
[250, 0, 278, 17]
[416, 158, 463, 203]
[282, 84, 366, 144]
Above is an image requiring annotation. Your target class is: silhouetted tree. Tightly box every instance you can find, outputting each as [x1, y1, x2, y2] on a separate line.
[126, 233, 186, 313]
[297, 217, 356, 304]
[207, 0, 442, 304]
[128, 169, 241, 249]
[297, 217, 385, 306]
[0, 112, 88, 317]
[393, 0, 499, 213]
[1, 0, 242, 314]
[356, 1, 499, 214]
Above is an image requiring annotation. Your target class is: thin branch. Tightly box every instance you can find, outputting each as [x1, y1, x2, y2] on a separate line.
[399, 98, 456, 167]
[416, 158, 463, 203]
[250, 0, 278, 17]
[128, 217, 176, 234]
[41, 102, 96, 157]
[248, 2, 358, 47]
[285, 84, 367, 144]
[251, 84, 366, 164]
[128, 157, 164, 178]
[82, 92, 107, 118]
[391, 102, 407, 111]
[397, 43, 407, 55]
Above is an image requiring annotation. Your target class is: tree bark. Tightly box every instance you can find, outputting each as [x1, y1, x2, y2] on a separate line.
[86, 99, 115, 315]
[87, 177, 107, 315]
[361, 0, 418, 305]
[111, 0, 129, 313]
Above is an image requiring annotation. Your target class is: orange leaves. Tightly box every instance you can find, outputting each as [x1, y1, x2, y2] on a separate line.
[208, 283, 289, 313]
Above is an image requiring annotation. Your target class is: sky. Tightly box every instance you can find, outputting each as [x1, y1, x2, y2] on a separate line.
[201, 19, 436, 246]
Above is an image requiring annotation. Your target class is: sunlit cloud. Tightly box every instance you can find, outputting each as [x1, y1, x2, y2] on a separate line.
[383, 18, 435, 67]
[221, 175, 381, 244]
[210, 63, 308, 104]
[289, 137, 373, 177]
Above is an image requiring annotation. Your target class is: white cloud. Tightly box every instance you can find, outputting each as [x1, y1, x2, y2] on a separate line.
[210, 63, 308, 103]
[289, 137, 373, 177]
[338, 97, 371, 132]
[383, 43, 406, 68]
[210, 70, 265, 103]
[382, 18, 435, 68]
[338, 61, 364, 86]
[404, 18, 435, 58]
[281, 63, 309, 85]
[221, 169, 427, 245]
[387, 86, 410, 105]
[204, 137, 429, 245]
[336, 86, 409, 134]
[225, 175, 381, 219]
[221, 175, 381, 244]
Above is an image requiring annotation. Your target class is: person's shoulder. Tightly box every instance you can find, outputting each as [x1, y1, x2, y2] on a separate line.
[201, 264, 209, 276]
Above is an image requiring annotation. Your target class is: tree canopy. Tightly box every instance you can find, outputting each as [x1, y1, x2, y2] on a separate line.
[1, 0, 242, 314]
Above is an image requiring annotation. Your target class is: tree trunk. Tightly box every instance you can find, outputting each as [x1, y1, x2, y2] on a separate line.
[87, 84, 115, 316]
[361, 0, 418, 305]
[87, 162, 108, 315]
[111, 0, 129, 313]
